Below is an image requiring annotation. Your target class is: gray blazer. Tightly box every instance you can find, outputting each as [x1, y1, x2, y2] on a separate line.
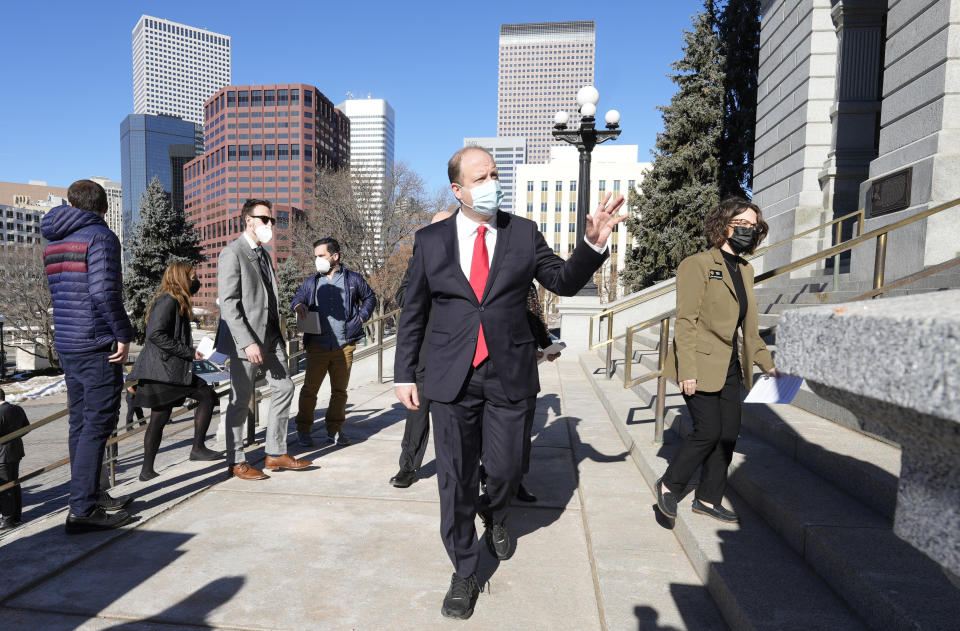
[216, 236, 283, 358]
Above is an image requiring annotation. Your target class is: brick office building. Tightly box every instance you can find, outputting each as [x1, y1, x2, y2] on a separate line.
[184, 83, 350, 314]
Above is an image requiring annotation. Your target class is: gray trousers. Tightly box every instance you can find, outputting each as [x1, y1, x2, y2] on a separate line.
[224, 337, 295, 463]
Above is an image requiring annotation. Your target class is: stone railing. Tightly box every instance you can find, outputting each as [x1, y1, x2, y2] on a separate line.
[777, 290, 960, 580]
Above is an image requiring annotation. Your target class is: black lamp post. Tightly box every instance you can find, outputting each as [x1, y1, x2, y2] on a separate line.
[0, 315, 5, 378]
[552, 85, 622, 296]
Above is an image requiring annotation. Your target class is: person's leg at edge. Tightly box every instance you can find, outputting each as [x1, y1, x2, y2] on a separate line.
[188, 380, 221, 459]
[139, 407, 173, 480]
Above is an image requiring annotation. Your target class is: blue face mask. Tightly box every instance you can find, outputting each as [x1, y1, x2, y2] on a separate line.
[461, 180, 503, 216]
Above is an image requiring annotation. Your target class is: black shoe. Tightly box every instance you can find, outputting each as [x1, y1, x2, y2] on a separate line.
[515, 482, 537, 503]
[485, 521, 511, 560]
[0, 517, 22, 531]
[440, 573, 480, 620]
[65, 507, 132, 534]
[98, 491, 133, 511]
[390, 469, 417, 488]
[189, 446, 225, 461]
[692, 498, 738, 523]
[656, 477, 677, 519]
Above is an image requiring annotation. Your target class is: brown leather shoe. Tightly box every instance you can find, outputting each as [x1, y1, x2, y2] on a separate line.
[230, 462, 269, 480]
[264, 454, 313, 471]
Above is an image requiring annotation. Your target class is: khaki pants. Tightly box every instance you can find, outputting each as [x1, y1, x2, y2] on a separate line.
[296, 342, 355, 435]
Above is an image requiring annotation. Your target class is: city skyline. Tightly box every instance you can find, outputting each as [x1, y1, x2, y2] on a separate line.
[0, 1, 706, 196]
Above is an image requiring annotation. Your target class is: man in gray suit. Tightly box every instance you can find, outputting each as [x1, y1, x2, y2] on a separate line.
[217, 199, 312, 480]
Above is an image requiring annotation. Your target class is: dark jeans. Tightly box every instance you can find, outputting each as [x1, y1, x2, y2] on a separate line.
[0, 461, 22, 521]
[398, 365, 431, 473]
[662, 360, 742, 505]
[59, 350, 123, 516]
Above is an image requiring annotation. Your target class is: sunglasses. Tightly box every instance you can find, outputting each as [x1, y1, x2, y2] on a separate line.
[251, 215, 275, 225]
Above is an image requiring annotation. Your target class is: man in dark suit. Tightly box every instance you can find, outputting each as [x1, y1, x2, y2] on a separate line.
[0, 388, 30, 531]
[394, 146, 625, 619]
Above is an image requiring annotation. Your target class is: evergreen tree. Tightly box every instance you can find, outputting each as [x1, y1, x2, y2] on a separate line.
[124, 177, 206, 342]
[276, 256, 303, 332]
[718, 0, 761, 197]
[622, 1, 725, 291]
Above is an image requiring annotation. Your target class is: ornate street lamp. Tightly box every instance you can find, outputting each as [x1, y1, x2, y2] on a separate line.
[553, 85, 621, 296]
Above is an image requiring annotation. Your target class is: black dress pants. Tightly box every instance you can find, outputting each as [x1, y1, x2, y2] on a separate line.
[398, 364, 431, 473]
[662, 359, 742, 505]
[0, 461, 22, 521]
[431, 360, 532, 578]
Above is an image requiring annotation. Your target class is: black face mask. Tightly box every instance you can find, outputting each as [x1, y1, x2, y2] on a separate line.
[728, 226, 755, 254]
[189, 279, 201, 295]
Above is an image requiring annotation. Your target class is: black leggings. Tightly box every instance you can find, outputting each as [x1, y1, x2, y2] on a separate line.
[140, 382, 216, 476]
[662, 360, 742, 505]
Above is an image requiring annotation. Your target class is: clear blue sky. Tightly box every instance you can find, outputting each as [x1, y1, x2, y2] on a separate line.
[0, 0, 707, 196]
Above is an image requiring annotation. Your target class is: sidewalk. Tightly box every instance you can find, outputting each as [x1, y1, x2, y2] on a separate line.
[0, 355, 717, 630]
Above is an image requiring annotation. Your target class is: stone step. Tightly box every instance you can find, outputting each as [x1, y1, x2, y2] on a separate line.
[583, 352, 960, 631]
[580, 353, 868, 630]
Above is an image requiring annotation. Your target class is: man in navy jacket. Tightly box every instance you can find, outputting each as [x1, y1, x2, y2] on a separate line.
[291, 237, 376, 446]
[42, 179, 134, 533]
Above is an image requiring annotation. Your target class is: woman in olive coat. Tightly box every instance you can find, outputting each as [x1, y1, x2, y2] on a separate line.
[659, 197, 779, 523]
[131, 262, 222, 481]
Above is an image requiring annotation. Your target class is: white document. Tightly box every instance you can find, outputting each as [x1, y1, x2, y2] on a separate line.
[298, 311, 321, 335]
[538, 341, 567, 364]
[196, 336, 216, 359]
[744, 373, 803, 404]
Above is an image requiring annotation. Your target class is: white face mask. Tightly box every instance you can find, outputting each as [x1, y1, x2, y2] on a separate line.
[254, 224, 273, 244]
[315, 256, 331, 273]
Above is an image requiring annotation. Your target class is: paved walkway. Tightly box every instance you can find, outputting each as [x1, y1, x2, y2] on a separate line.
[0, 355, 719, 630]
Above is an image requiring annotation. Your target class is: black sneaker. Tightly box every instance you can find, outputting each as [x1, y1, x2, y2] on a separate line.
[440, 573, 480, 620]
[485, 521, 511, 560]
[692, 498, 738, 523]
[65, 507, 132, 534]
[389, 469, 416, 488]
[656, 477, 677, 519]
[98, 491, 133, 511]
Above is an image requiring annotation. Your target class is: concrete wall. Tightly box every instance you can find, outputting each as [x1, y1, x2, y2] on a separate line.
[852, 0, 960, 282]
[754, 0, 839, 280]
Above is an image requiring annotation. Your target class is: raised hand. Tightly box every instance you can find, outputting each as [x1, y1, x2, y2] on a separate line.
[584, 192, 628, 248]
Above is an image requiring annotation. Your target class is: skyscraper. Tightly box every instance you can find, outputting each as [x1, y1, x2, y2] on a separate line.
[120, 113, 204, 246]
[90, 176, 123, 244]
[335, 98, 396, 252]
[184, 83, 350, 311]
[498, 21, 595, 164]
[132, 15, 232, 125]
[462, 137, 526, 214]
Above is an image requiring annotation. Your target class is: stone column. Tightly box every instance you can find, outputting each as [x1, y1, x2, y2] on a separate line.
[777, 290, 960, 580]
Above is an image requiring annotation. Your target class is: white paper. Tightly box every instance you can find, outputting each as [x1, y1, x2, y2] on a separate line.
[298, 311, 321, 334]
[744, 373, 803, 404]
[538, 341, 567, 364]
[196, 336, 216, 359]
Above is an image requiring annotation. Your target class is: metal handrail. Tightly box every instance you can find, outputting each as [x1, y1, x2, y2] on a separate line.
[615, 196, 960, 444]
[0, 314, 404, 500]
[588, 208, 866, 355]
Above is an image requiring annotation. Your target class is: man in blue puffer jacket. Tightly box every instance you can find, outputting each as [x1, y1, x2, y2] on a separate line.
[291, 237, 376, 447]
[42, 179, 135, 533]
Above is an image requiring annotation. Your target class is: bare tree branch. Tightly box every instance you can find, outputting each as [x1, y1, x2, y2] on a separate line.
[0, 245, 58, 368]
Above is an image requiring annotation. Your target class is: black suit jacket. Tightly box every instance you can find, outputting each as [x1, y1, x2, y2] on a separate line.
[394, 210, 607, 403]
[0, 401, 29, 463]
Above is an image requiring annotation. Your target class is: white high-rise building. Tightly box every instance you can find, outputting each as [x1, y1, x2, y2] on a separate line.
[90, 177, 123, 245]
[516, 145, 649, 302]
[462, 137, 526, 214]
[335, 98, 396, 251]
[132, 15, 231, 125]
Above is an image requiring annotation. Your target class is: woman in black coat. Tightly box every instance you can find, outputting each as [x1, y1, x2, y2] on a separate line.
[132, 262, 222, 481]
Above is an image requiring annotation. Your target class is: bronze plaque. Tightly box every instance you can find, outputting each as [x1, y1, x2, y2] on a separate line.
[869, 168, 912, 217]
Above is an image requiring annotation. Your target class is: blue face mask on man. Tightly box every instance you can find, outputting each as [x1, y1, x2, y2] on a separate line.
[459, 180, 503, 216]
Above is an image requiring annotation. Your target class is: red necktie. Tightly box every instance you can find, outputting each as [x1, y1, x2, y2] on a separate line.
[470, 226, 489, 366]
